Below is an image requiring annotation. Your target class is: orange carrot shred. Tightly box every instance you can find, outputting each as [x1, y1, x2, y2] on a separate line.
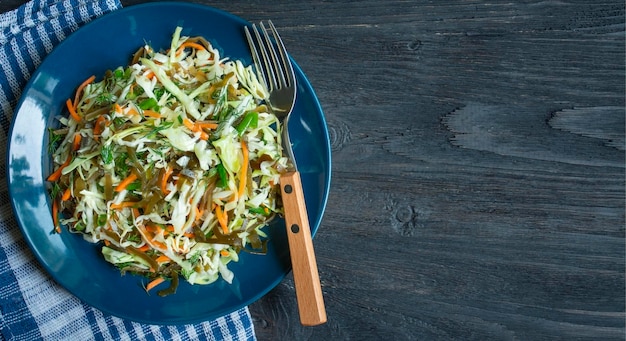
[61, 188, 71, 201]
[196, 122, 218, 130]
[220, 250, 229, 257]
[176, 42, 206, 56]
[155, 254, 170, 264]
[160, 167, 173, 195]
[110, 201, 137, 209]
[183, 118, 195, 131]
[52, 198, 59, 232]
[66, 99, 82, 122]
[93, 115, 107, 138]
[215, 205, 229, 234]
[47, 154, 72, 182]
[146, 277, 165, 292]
[73, 75, 95, 109]
[71, 133, 82, 152]
[153, 240, 168, 250]
[237, 139, 249, 199]
[115, 172, 138, 192]
[126, 107, 139, 116]
[143, 109, 161, 118]
[114, 103, 123, 114]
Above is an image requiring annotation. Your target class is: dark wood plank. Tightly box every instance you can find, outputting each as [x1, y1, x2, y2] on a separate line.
[1, 0, 624, 340]
[231, 1, 626, 340]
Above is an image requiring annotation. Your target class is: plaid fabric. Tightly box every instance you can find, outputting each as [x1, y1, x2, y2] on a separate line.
[0, 1, 257, 340]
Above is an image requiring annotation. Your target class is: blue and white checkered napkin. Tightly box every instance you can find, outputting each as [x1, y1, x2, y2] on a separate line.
[0, 1, 257, 340]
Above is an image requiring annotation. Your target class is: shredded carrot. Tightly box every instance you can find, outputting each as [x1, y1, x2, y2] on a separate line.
[71, 133, 82, 152]
[183, 118, 195, 131]
[61, 188, 71, 201]
[237, 139, 249, 199]
[115, 172, 138, 192]
[196, 122, 218, 130]
[182, 118, 215, 140]
[220, 250, 229, 257]
[114, 103, 123, 114]
[193, 206, 202, 221]
[143, 109, 161, 118]
[146, 277, 165, 292]
[184, 232, 195, 238]
[215, 205, 229, 234]
[47, 154, 72, 182]
[110, 201, 138, 209]
[160, 167, 173, 195]
[73, 75, 96, 109]
[66, 99, 82, 122]
[52, 198, 60, 233]
[104, 240, 111, 246]
[176, 41, 206, 56]
[135, 224, 168, 252]
[155, 225, 170, 236]
[153, 240, 168, 250]
[138, 244, 150, 252]
[126, 107, 139, 116]
[145, 71, 155, 80]
[146, 224, 159, 233]
[93, 115, 107, 138]
[185, 119, 218, 131]
[198, 131, 209, 140]
[155, 254, 170, 264]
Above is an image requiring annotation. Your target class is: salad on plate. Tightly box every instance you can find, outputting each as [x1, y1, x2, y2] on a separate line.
[46, 26, 288, 296]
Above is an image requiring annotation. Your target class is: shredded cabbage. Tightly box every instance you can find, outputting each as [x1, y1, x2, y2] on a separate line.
[47, 27, 289, 296]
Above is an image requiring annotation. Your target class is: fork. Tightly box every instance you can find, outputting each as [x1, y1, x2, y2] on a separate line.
[244, 21, 327, 326]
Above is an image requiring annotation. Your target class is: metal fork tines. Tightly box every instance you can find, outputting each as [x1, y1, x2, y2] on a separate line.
[244, 21, 296, 112]
[244, 21, 298, 169]
[244, 21, 327, 327]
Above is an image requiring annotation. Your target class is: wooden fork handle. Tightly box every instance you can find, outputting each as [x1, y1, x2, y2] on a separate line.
[280, 171, 327, 326]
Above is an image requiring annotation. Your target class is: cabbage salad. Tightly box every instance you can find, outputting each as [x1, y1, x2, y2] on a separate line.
[47, 27, 289, 296]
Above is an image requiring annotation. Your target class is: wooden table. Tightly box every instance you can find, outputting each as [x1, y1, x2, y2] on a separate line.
[3, 1, 625, 340]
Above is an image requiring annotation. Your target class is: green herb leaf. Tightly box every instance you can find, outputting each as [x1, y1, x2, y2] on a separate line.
[139, 98, 159, 110]
[74, 221, 86, 231]
[97, 214, 107, 227]
[48, 128, 62, 154]
[236, 111, 258, 136]
[216, 163, 228, 188]
[101, 145, 114, 164]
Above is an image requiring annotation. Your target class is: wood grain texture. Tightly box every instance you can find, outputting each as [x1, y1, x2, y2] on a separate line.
[2, 0, 624, 340]
[279, 171, 327, 326]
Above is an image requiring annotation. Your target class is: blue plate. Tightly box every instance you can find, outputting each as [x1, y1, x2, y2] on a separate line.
[6, 2, 330, 325]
